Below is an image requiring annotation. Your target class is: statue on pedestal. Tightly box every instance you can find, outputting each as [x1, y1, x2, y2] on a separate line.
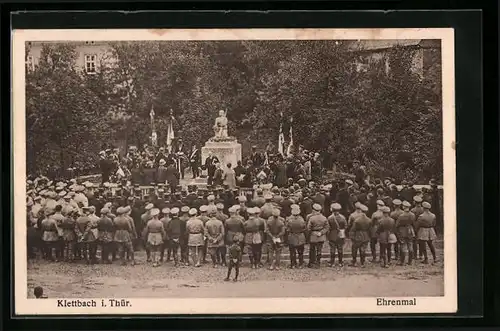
[213, 110, 228, 139]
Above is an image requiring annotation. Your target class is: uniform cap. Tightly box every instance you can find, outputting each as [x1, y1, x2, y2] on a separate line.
[207, 195, 215, 202]
[58, 190, 67, 197]
[402, 201, 411, 207]
[264, 194, 273, 200]
[345, 179, 354, 185]
[291, 208, 301, 215]
[238, 195, 247, 203]
[228, 206, 237, 213]
[171, 207, 180, 214]
[422, 202, 431, 209]
[181, 206, 190, 213]
[162, 207, 171, 214]
[272, 209, 280, 216]
[150, 208, 160, 217]
[381, 206, 390, 213]
[253, 207, 261, 214]
[101, 207, 110, 214]
[413, 195, 423, 203]
[84, 182, 93, 188]
[216, 203, 224, 210]
[199, 205, 208, 212]
[188, 208, 197, 216]
[332, 203, 342, 210]
[359, 204, 369, 212]
[312, 203, 322, 211]
[208, 205, 217, 214]
[123, 205, 131, 213]
[291, 204, 300, 210]
[392, 199, 402, 206]
[376, 200, 385, 206]
[355, 202, 362, 209]
[247, 207, 256, 215]
[68, 192, 75, 197]
[145, 203, 154, 211]
[159, 159, 166, 165]
[104, 202, 112, 209]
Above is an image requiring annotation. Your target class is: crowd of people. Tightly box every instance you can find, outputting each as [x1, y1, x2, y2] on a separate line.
[27, 152, 442, 280]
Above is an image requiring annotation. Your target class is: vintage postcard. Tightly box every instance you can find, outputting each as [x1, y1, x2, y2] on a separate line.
[13, 28, 456, 314]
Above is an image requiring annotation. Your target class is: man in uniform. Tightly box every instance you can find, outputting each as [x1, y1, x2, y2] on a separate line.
[237, 195, 249, 220]
[204, 205, 225, 267]
[369, 200, 385, 262]
[327, 203, 347, 267]
[252, 188, 266, 207]
[186, 208, 205, 267]
[411, 195, 425, 260]
[113, 205, 136, 265]
[225, 205, 245, 251]
[279, 189, 294, 218]
[390, 199, 404, 258]
[166, 207, 183, 266]
[306, 203, 329, 268]
[396, 201, 416, 265]
[244, 207, 262, 269]
[178, 206, 190, 264]
[141, 203, 154, 262]
[265, 208, 286, 270]
[348, 204, 371, 267]
[159, 207, 171, 262]
[97, 207, 115, 264]
[377, 206, 396, 268]
[40, 209, 61, 261]
[75, 206, 98, 264]
[144, 208, 166, 267]
[286, 204, 306, 268]
[415, 202, 438, 264]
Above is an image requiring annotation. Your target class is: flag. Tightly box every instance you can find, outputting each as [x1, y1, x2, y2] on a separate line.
[278, 112, 285, 155]
[287, 116, 294, 156]
[166, 112, 175, 152]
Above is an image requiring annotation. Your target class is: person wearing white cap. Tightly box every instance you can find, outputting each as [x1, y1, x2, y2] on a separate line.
[144, 208, 166, 267]
[306, 203, 329, 268]
[179, 207, 191, 264]
[348, 204, 371, 267]
[75, 206, 98, 264]
[348, 202, 363, 230]
[198, 205, 210, 263]
[377, 206, 396, 268]
[369, 200, 385, 262]
[265, 208, 286, 270]
[260, 194, 275, 220]
[158, 207, 171, 263]
[225, 206, 245, 250]
[43, 191, 58, 216]
[40, 207, 62, 262]
[395, 201, 416, 266]
[73, 185, 89, 208]
[243, 207, 263, 269]
[415, 202, 437, 264]
[286, 205, 306, 268]
[327, 203, 347, 267]
[141, 203, 154, 262]
[390, 199, 403, 259]
[186, 208, 205, 267]
[59, 204, 77, 262]
[113, 206, 136, 266]
[164, 207, 183, 266]
[97, 207, 115, 264]
[411, 195, 425, 260]
[204, 206, 226, 267]
[215, 203, 228, 223]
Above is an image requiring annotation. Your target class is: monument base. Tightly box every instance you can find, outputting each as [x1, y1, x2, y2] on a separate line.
[201, 139, 242, 169]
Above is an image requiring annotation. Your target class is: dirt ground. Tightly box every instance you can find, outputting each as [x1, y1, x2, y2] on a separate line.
[27, 248, 444, 298]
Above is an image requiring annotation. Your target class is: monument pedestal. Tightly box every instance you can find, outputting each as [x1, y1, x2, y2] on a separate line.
[201, 138, 242, 169]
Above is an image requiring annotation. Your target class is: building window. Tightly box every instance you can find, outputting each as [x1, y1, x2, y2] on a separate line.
[84, 54, 97, 74]
[26, 55, 35, 72]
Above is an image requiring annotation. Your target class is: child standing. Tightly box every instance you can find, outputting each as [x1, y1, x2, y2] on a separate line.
[225, 236, 242, 282]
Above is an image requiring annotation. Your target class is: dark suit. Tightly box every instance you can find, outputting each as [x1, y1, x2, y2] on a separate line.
[165, 165, 179, 193]
[142, 168, 156, 186]
[204, 156, 219, 186]
[189, 149, 201, 178]
[156, 165, 168, 184]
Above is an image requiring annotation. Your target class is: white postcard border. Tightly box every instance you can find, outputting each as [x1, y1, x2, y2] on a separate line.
[12, 28, 456, 315]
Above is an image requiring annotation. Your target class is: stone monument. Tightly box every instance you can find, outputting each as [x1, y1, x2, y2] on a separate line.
[201, 110, 242, 169]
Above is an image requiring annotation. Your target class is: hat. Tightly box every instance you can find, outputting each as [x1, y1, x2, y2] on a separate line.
[199, 205, 208, 212]
[171, 207, 180, 215]
[123, 205, 131, 213]
[238, 196, 247, 203]
[413, 195, 423, 203]
[264, 194, 273, 200]
[188, 208, 197, 216]
[207, 195, 215, 202]
[228, 206, 237, 213]
[101, 207, 110, 214]
[34, 196, 42, 201]
[181, 206, 190, 213]
[159, 159, 166, 165]
[247, 207, 256, 215]
[332, 203, 342, 210]
[208, 205, 217, 214]
[312, 203, 322, 211]
[63, 195, 71, 200]
[253, 207, 261, 214]
[145, 203, 154, 211]
[345, 179, 353, 185]
[58, 191, 66, 197]
[376, 200, 385, 206]
[161, 207, 170, 214]
[149, 208, 159, 217]
[392, 199, 402, 206]
[359, 204, 368, 212]
[68, 192, 75, 197]
[402, 201, 411, 207]
[422, 202, 431, 209]
[116, 207, 125, 215]
[381, 206, 391, 213]
[216, 203, 224, 210]
[355, 202, 361, 209]
[272, 209, 280, 217]
[291, 208, 301, 215]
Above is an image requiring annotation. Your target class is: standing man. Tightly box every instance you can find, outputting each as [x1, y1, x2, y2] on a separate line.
[306, 204, 329, 268]
[186, 208, 205, 267]
[411, 195, 425, 260]
[396, 201, 416, 265]
[166, 160, 179, 194]
[327, 203, 347, 267]
[204, 206, 225, 267]
[204, 152, 220, 186]
[114, 206, 136, 266]
[349, 204, 371, 267]
[369, 200, 385, 262]
[265, 208, 286, 270]
[97, 207, 115, 264]
[377, 206, 396, 268]
[286, 205, 307, 268]
[415, 202, 438, 264]
[189, 145, 201, 179]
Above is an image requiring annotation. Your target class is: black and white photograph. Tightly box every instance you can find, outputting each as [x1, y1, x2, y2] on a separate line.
[13, 28, 456, 314]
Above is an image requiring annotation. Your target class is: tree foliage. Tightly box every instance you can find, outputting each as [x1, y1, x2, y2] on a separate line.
[26, 40, 443, 182]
